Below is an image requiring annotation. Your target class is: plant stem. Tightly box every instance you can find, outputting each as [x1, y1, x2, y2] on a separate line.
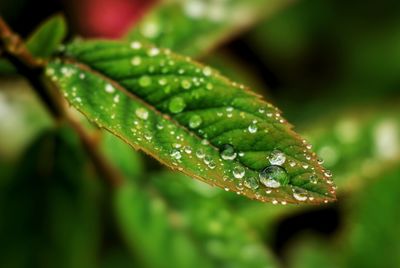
[0, 16, 123, 187]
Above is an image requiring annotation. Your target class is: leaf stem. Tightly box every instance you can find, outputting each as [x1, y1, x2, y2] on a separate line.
[0, 16, 123, 187]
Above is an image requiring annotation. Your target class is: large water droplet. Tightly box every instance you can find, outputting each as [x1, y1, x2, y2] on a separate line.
[259, 165, 289, 188]
[135, 107, 149, 120]
[233, 166, 245, 179]
[189, 114, 202, 128]
[268, 150, 286, 165]
[244, 177, 259, 190]
[220, 144, 237, 161]
[169, 97, 186, 113]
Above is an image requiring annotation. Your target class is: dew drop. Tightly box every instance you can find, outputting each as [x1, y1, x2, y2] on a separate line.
[203, 66, 212, 76]
[189, 114, 202, 128]
[293, 188, 308, 201]
[105, 84, 115, 93]
[169, 97, 186, 113]
[130, 41, 142, 49]
[170, 149, 182, 160]
[158, 78, 167, 86]
[131, 56, 142, 66]
[181, 79, 191, 89]
[248, 124, 258, 133]
[220, 144, 237, 161]
[232, 166, 245, 179]
[135, 107, 149, 120]
[148, 47, 160, 56]
[139, 76, 152, 87]
[268, 150, 286, 165]
[259, 165, 289, 188]
[196, 149, 205, 159]
[184, 146, 192, 154]
[244, 177, 259, 190]
[324, 170, 333, 178]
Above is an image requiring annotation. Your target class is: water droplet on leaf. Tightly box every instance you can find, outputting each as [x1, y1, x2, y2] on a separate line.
[259, 165, 289, 188]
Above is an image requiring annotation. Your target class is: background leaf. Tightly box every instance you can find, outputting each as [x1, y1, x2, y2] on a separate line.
[47, 40, 335, 204]
[126, 0, 293, 57]
[26, 13, 67, 58]
[0, 126, 102, 268]
[114, 171, 278, 268]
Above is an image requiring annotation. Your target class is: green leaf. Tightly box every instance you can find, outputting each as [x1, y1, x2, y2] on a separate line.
[304, 104, 400, 192]
[126, 0, 292, 57]
[26, 14, 67, 58]
[47, 40, 335, 204]
[0, 14, 67, 75]
[114, 172, 278, 268]
[0, 126, 102, 268]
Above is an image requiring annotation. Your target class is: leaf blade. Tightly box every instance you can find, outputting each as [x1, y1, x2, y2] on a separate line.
[47, 40, 335, 204]
[126, 0, 293, 57]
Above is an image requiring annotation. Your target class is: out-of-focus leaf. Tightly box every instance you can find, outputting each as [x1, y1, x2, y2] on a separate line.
[0, 78, 52, 161]
[114, 171, 279, 268]
[0, 126, 102, 268]
[0, 14, 67, 75]
[287, 167, 400, 268]
[0, 59, 16, 75]
[304, 104, 400, 192]
[101, 131, 144, 180]
[126, 0, 294, 57]
[26, 14, 67, 58]
[115, 182, 214, 268]
[47, 40, 335, 204]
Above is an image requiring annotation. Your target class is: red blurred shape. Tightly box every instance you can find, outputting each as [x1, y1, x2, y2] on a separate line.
[74, 0, 157, 38]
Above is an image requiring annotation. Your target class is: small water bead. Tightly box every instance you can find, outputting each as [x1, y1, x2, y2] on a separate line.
[170, 149, 182, 160]
[317, 158, 324, 164]
[206, 83, 213, 90]
[158, 78, 168, 86]
[105, 84, 115, 93]
[289, 161, 296, 167]
[268, 150, 286, 165]
[181, 80, 192, 89]
[324, 170, 333, 178]
[139, 76, 152, 87]
[233, 166, 245, 179]
[135, 107, 149, 120]
[169, 97, 186, 113]
[189, 114, 202, 128]
[196, 149, 205, 159]
[203, 66, 212, 76]
[292, 188, 308, 201]
[148, 47, 160, 56]
[244, 177, 259, 190]
[130, 41, 142, 49]
[258, 107, 265, 114]
[113, 95, 120, 103]
[156, 122, 164, 130]
[131, 56, 141, 66]
[259, 165, 289, 188]
[220, 144, 237, 161]
[184, 146, 192, 154]
[248, 124, 258, 133]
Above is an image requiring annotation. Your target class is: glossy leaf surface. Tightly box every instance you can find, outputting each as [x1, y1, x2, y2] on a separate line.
[47, 40, 335, 204]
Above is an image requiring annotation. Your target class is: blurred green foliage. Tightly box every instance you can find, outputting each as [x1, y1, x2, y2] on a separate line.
[1, 0, 400, 267]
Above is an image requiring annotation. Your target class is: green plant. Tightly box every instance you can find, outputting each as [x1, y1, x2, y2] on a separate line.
[1, 1, 399, 267]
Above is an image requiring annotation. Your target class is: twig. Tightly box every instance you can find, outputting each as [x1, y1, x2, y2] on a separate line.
[0, 16, 123, 187]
